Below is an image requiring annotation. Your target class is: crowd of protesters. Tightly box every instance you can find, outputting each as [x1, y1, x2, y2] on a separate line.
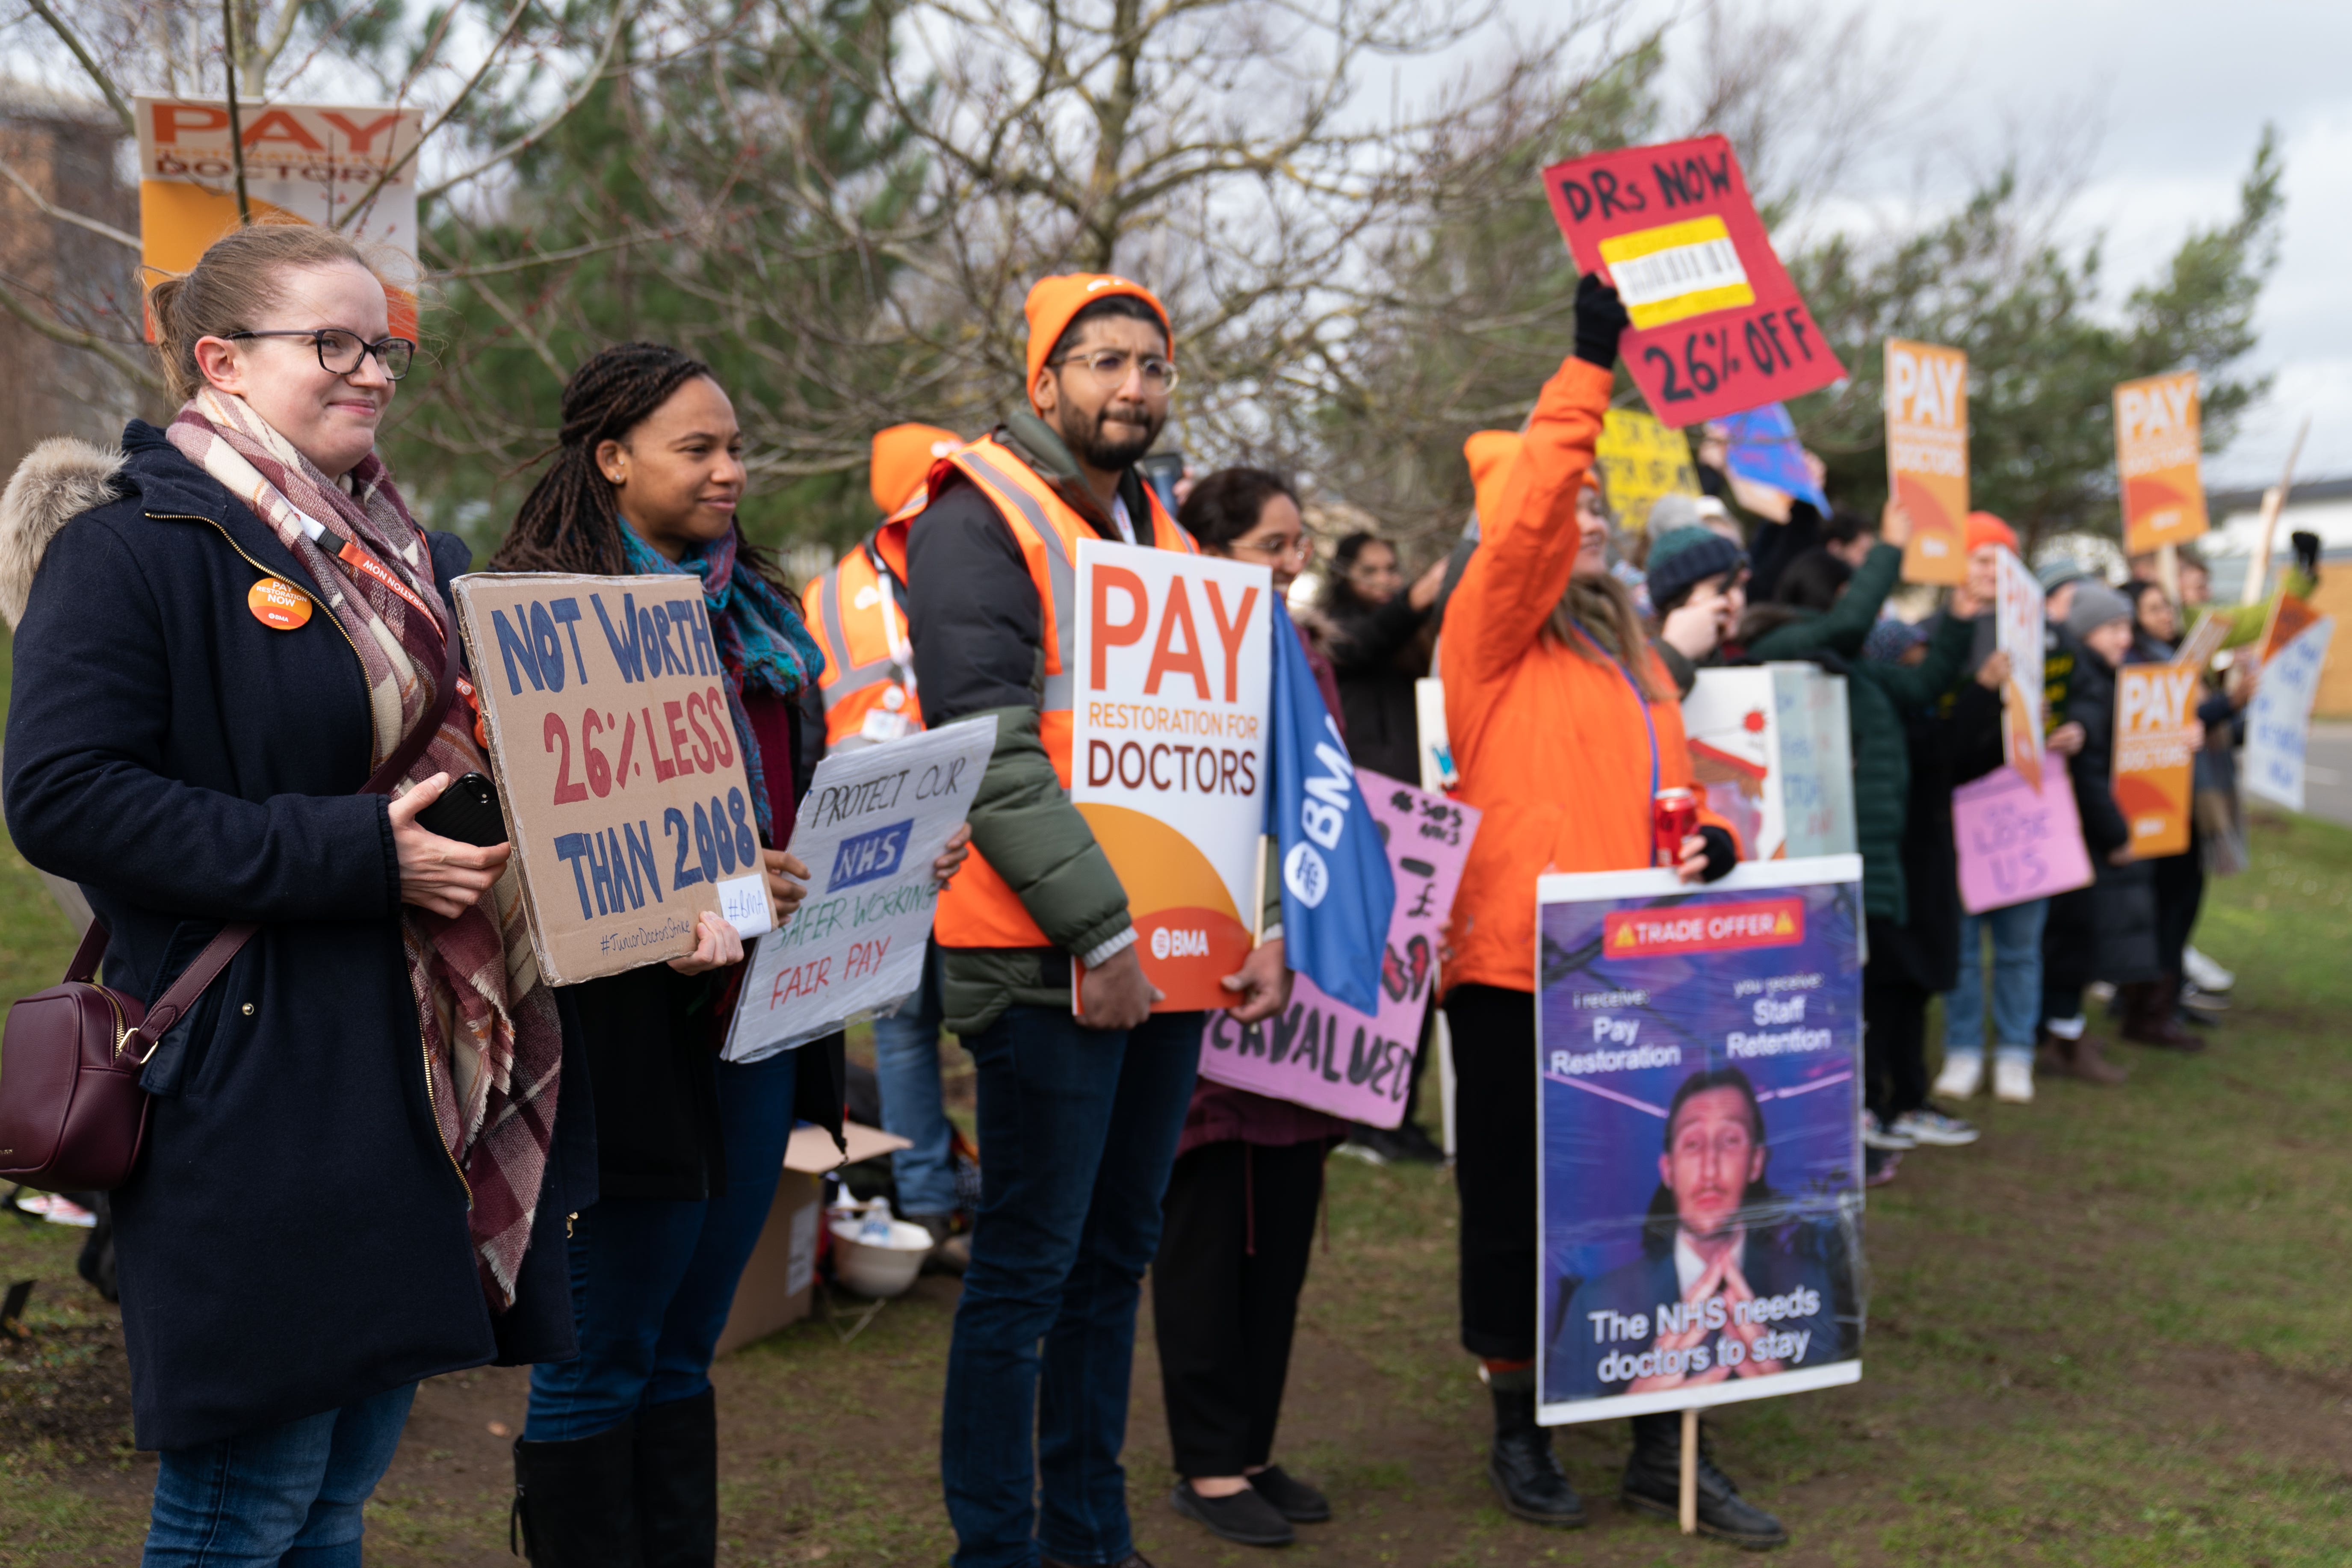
[0, 218, 2312, 1568]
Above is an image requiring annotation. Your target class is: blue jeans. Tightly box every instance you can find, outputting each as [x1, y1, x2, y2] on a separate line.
[1943, 898, 2049, 1062]
[874, 944, 958, 1217]
[941, 1005, 1202, 1568]
[144, 1383, 415, 1567]
[525, 1051, 799, 1439]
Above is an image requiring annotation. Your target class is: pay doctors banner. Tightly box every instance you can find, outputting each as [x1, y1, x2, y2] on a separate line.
[1071, 540, 1273, 1011]
[2114, 371, 2209, 555]
[1541, 135, 1846, 428]
[136, 97, 423, 336]
[1884, 340, 1969, 585]
[452, 573, 773, 985]
[1535, 858, 1865, 1427]
[2113, 661, 2200, 859]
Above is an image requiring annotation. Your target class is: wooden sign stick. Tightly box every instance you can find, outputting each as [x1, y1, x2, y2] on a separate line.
[2242, 416, 2310, 605]
[1680, 1407, 1700, 1533]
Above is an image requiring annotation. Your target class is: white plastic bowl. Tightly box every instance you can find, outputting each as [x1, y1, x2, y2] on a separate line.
[829, 1217, 933, 1298]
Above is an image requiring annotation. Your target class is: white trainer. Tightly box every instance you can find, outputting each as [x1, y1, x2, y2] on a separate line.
[1932, 1052, 1983, 1101]
[2183, 945, 2235, 994]
[1993, 1057, 2034, 1104]
[1890, 1108, 1980, 1147]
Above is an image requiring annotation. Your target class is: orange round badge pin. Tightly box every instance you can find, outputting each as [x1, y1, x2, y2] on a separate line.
[247, 578, 311, 630]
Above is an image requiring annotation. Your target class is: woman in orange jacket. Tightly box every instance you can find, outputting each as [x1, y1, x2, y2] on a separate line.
[1440, 277, 1780, 1549]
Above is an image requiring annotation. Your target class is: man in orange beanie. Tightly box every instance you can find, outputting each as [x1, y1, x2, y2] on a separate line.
[901, 274, 1290, 1568]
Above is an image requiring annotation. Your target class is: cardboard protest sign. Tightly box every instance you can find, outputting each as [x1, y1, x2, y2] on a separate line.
[1718, 403, 1826, 520]
[724, 717, 998, 1063]
[1535, 857, 1865, 1425]
[1071, 540, 1273, 1010]
[1541, 135, 1845, 428]
[2113, 661, 2200, 858]
[1197, 776, 1477, 1126]
[1681, 666, 1856, 862]
[1994, 550, 2046, 787]
[2114, 371, 2209, 555]
[451, 574, 774, 985]
[1595, 409, 1700, 533]
[1883, 340, 1969, 585]
[136, 97, 423, 337]
[1952, 765, 2094, 914]
[2174, 608, 2231, 677]
[2245, 617, 2336, 812]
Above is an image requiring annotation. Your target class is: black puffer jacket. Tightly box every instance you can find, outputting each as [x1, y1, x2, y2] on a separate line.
[2052, 648, 2159, 987]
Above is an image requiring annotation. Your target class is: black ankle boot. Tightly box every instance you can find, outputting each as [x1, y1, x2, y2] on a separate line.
[1486, 1378, 1586, 1527]
[635, 1389, 718, 1568]
[1621, 1411, 1788, 1550]
[512, 1420, 643, 1566]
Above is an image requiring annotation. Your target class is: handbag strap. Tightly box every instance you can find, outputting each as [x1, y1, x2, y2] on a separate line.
[70, 613, 466, 1042]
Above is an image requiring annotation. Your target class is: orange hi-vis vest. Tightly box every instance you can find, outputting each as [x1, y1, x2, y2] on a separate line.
[899, 433, 1197, 950]
[801, 539, 923, 747]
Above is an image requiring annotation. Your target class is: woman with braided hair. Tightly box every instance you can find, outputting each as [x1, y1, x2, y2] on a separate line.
[499, 343, 967, 1566]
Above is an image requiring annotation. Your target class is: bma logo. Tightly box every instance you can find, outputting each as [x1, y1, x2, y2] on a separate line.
[827, 820, 913, 891]
[1150, 926, 1210, 960]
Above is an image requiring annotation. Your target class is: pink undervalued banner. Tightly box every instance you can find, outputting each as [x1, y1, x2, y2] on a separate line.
[1197, 774, 1480, 1127]
[1952, 765, 2094, 915]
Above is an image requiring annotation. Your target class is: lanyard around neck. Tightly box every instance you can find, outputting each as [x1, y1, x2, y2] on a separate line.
[1564, 619, 1661, 798]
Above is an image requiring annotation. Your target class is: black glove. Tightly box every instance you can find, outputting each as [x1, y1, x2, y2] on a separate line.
[1573, 272, 1631, 370]
[2292, 530, 2321, 577]
[1697, 824, 1738, 883]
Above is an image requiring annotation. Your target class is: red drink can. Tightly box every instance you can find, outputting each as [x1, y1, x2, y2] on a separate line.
[1652, 787, 1698, 867]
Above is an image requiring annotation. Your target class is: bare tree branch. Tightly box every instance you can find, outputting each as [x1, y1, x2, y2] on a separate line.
[0, 274, 160, 387]
[0, 152, 142, 251]
[331, 0, 536, 230]
[21, 0, 138, 134]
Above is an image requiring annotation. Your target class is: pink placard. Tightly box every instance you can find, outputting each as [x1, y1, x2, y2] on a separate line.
[1953, 764, 2093, 915]
[1197, 774, 1480, 1127]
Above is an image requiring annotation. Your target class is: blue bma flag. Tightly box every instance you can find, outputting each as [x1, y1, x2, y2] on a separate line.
[1264, 598, 1395, 1013]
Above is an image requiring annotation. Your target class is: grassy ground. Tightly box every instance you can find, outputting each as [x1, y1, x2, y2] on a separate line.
[2, 739, 2349, 1563]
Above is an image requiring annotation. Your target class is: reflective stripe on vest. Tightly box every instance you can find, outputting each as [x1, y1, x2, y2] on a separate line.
[923, 435, 1194, 950]
[805, 548, 920, 745]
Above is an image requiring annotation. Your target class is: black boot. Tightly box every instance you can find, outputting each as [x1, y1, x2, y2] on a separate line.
[635, 1389, 718, 1568]
[1621, 1411, 1787, 1550]
[512, 1420, 642, 1566]
[1486, 1376, 1586, 1527]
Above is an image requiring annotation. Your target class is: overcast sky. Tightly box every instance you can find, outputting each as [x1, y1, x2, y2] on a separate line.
[1493, 0, 2352, 486]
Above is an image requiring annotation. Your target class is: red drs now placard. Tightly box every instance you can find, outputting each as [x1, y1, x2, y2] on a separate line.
[1602, 896, 1806, 958]
[1541, 135, 1846, 428]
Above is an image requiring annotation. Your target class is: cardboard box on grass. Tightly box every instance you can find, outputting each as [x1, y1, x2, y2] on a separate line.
[450, 573, 774, 985]
[716, 1120, 913, 1356]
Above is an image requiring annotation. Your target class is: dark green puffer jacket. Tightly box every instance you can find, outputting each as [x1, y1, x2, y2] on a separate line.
[1743, 542, 1974, 924]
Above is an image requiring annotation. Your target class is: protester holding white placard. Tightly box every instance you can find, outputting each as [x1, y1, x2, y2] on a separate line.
[898, 274, 1290, 1568]
[488, 344, 964, 1567]
[1438, 277, 1757, 1543]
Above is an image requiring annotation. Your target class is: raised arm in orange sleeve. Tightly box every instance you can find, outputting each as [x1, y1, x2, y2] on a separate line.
[1443, 355, 1615, 696]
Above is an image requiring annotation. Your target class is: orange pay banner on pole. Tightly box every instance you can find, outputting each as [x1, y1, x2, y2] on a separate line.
[1884, 339, 1968, 584]
[135, 96, 423, 337]
[452, 573, 774, 985]
[1071, 541, 1273, 1011]
[2113, 661, 2199, 858]
[2114, 371, 2209, 554]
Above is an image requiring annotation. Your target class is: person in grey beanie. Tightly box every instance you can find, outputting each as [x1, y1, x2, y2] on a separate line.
[1642, 525, 1747, 696]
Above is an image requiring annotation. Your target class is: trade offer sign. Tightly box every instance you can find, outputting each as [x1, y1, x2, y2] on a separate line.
[1071, 540, 1273, 1010]
[452, 573, 774, 985]
[1197, 776, 1477, 1127]
[1884, 340, 1969, 585]
[1542, 135, 1846, 428]
[724, 717, 996, 1062]
[2114, 371, 2209, 555]
[2113, 661, 2200, 858]
[136, 97, 422, 337]
[1534, 858, 1865, 1426]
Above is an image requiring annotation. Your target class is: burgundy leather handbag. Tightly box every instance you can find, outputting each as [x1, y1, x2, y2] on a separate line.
[0, 610, 464, 1193]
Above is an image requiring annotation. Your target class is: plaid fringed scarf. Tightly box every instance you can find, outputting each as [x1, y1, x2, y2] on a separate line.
[168, 389, 562, 1310]
[618, 522, 822, 839]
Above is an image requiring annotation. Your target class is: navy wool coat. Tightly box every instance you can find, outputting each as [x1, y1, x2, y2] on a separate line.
[2, 422, 594, 1452]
